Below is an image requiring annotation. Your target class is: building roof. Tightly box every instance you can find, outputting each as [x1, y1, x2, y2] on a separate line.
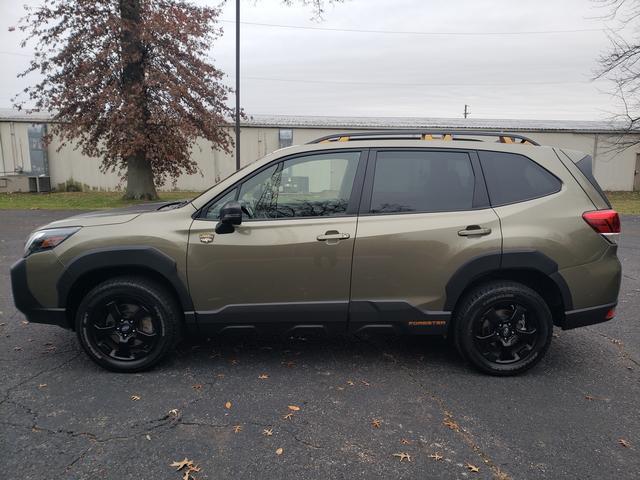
[245, 114, 633, 133]
[0, 108, 634, 134]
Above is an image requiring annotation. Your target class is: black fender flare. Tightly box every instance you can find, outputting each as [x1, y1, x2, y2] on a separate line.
[444, 250, 573, 311]
[57, 246, 194, 311]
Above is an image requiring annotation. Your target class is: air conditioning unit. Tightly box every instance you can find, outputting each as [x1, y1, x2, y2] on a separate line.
[28, 176, 52, 192]
[37, 176, 51, 192]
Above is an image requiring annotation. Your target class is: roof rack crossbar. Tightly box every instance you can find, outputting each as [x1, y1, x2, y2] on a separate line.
[308, 130, 540, 146]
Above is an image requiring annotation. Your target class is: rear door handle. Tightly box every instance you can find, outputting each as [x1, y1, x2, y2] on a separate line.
[458, 226, 492, 236]
[317, 231, 350, 241]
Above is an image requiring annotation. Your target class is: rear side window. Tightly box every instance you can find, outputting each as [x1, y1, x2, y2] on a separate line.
[575, 155, 612, 208]
[478, 151, 561, 206]
[370, 151, 475, 213]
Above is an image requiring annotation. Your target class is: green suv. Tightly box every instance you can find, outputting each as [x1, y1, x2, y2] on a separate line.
[10, 131, 621, 375]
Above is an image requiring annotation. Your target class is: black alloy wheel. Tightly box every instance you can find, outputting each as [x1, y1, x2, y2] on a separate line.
[454, 281, 553, 376]
[76, 276, 181, 372]
[472, 302, 539, 365]
[88, 297, 162, 362]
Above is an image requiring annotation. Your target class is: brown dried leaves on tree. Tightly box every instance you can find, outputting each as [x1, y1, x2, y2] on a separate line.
[13, 0, 234, 199]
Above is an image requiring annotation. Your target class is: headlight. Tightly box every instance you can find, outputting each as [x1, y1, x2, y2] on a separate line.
[24, 227, 81, 257]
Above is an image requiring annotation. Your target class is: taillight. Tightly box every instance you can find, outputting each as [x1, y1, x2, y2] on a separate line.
[582, 209, 621, 235]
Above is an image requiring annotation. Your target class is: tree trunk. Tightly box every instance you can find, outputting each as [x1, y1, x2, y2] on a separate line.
[119, 0, 158, 200]
[124, 153, 157, 200]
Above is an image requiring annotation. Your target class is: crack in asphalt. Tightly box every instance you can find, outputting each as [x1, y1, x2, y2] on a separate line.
[0, 352, 82, 404]
[588, 329, 640, 368]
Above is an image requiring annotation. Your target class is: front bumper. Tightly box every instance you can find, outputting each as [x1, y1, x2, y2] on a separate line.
[562, 302, 617, 330]
[10, 258, 68, 328]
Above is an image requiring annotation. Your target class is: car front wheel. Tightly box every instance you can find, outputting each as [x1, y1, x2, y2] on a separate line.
[454, 281, 553, 376]
[75, 276, 181, 372]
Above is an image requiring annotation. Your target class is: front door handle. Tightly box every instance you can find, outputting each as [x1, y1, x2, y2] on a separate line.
[458, 226, 492, 236]
[317, 230, 350, 241]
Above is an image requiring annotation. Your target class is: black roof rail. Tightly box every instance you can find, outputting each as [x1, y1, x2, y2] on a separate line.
[307, 130, 540, 146]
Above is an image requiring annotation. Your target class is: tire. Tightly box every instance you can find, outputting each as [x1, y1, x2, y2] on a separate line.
[453, 281, 553, 376]
[75, 276, 182, 372]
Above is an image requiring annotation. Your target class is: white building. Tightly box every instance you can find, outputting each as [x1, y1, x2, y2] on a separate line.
[1, 109, 639, 192]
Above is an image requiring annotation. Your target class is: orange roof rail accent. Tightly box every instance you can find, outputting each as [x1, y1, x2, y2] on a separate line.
[338, 136, 350, 142]
[422, 134, 434, 140]
[499, 136, 514, 143]
[442, 134, 452, 141]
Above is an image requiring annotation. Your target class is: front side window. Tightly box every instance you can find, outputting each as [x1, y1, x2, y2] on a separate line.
[370, 151, 475, 213]
[238, 152, 360, 219]
[203, 188, 238, 219]
[478, 151, 561, 206]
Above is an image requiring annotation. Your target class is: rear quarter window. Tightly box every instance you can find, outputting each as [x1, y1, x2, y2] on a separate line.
[478, 151, 561, 206]
[575, 155, 612, 208]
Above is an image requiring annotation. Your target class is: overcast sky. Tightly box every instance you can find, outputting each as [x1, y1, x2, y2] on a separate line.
[0, 0, 630, 120]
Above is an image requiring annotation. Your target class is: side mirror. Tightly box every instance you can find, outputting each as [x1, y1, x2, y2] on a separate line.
[215, 201, 242, 234]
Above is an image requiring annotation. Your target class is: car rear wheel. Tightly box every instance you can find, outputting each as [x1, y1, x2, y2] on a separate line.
[75, 276, 181, 372]
[454, 281, 553, 376]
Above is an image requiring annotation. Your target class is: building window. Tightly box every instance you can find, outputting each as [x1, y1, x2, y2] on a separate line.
[278, 128, 293, 149]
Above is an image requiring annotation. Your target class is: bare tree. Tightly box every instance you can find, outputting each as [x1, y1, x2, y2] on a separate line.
[596, 0, 640, 148]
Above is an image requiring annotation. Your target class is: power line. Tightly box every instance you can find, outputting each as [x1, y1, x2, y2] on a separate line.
[229, 74, 605, 88]
[219, 19, 604, 36]
[0, 50, 31, 58]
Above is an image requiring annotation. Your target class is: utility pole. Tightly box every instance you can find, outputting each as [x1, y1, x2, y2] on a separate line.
[463, 104, 470, 119]
[235, 0, 241, 171]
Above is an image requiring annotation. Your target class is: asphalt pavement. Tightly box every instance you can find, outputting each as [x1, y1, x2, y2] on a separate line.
[1, 210, 638, 480]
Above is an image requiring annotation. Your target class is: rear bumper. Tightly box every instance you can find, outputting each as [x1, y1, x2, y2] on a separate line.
[10, 258, 69, 328]
[562, 302, 617, 330]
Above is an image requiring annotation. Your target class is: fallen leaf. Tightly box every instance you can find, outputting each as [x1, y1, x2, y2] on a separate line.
[275, 447, 284, 455]
[187, 465, 200, 473]
[429, 453, 443, 461]
[443, 415, 460, 432]
[346, 380, 355, 386]
[131, 395, 141, 401]
[233, 425, 242, 433]
[585, 395, 595, 401]
[400, 439, 412, 445]
[146, 434, 151, 440]
[361, 380, 370, 386]
[216, 373, 225, 378]
[466, 463, 480, 473]
[258, 374, 269, 379]
[13, 346, 21, 351]
[288, 405, 300, 411]
[619, 438, 631, 448]
[169, 408, 179, 416]
[225, 401, 232, 409]
[38, 384, 47, 389]
[170, 458, 193, 471]
[192, 384, 203, 391]
[263, 428, 273, 436]
[371, 419, 381, 429]
[393, 452, 411, 462]
[21, 320, 28, 325]
[283, 413, 294, 420]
